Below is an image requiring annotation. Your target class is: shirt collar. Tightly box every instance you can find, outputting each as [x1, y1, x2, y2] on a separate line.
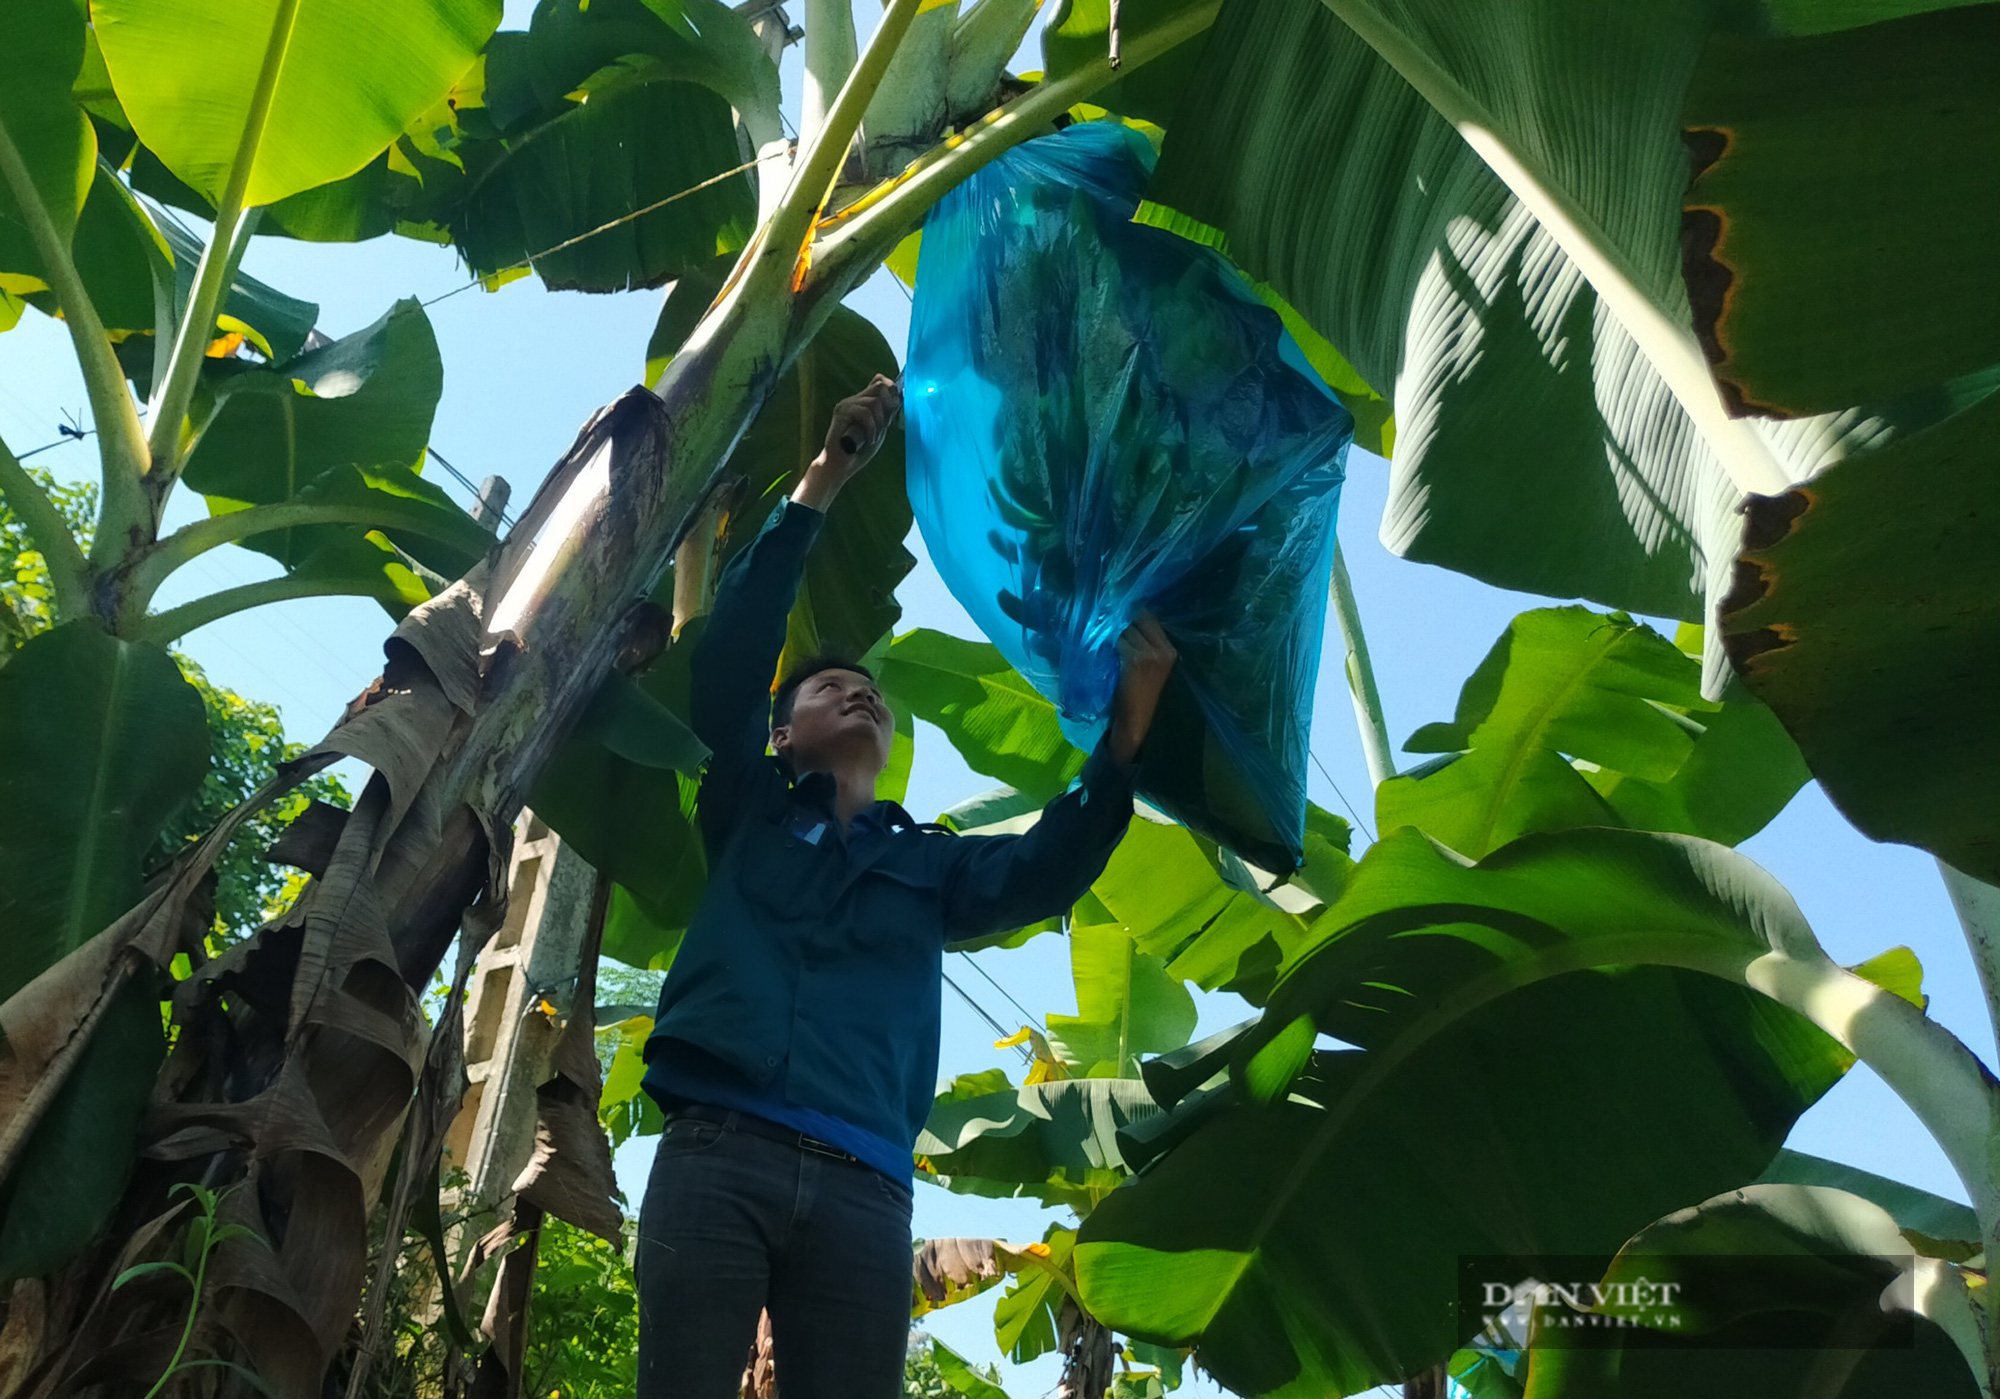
[789, 768, 916, 834]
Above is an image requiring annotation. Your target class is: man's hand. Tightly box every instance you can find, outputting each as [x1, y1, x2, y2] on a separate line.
[1108, 613, 1177, 764]
[793, 374, 902, 512]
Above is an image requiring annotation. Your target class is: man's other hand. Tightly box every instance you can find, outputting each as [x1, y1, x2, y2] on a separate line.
[1109, 613, 1177, 764]
[794, 374, 903, 512]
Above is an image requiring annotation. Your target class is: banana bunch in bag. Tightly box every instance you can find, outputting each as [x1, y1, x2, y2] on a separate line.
[904, 121, 1352, 871]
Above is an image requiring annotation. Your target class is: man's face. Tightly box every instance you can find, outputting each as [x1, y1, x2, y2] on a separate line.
[772, 668, 894, 774]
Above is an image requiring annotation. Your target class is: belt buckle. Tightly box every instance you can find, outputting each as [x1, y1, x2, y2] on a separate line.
[799, 1134, 851, 1162]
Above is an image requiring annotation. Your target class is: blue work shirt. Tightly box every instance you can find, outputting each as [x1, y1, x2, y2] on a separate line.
[642, 498, 1136, 1178]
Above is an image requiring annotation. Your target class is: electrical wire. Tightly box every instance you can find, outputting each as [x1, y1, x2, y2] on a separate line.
[954, 949, 1045, 1036]
[417, 146, 797, 311]
[425, 445, 515, 531]
[942, 968, 1035, 1064]
[1310, 746, 1375, 844]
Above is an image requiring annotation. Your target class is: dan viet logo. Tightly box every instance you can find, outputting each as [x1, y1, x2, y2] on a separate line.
[1457, 1254, 1922, 1353]
[1474, 1275, 1690, 1344]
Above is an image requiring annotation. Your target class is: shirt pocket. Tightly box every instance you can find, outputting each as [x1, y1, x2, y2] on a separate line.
[849, 861, 940, 950]
[735, 812, 841, 920]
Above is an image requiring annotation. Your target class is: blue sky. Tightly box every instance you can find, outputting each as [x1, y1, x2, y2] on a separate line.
[2, 4, 1988, 1394]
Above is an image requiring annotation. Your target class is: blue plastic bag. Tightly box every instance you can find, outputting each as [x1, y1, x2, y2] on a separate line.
[905, 122, 1353, 869]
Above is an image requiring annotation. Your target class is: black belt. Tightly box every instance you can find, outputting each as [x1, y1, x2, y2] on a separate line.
[666, 1102, 862, 1165]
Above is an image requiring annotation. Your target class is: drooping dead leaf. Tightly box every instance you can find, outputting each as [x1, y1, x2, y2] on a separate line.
[911, 1236, 1047, 1318]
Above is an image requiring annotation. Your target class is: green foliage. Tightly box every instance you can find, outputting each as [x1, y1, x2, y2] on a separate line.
[1043, 925, 1196, 1077]
[112, 1183, 261, 1399]
[1682, 7, 2000, 413]
[0, 975, 162, 1281]
[0, 0, 95, 274]
[878, 629, 1084, 802]
[1041, 0, 1212, 128]
[916, 1073, 1162, 1208]
[1134, 0, 1959, 671]
[453, 0, 775, 290]
[93, 0, 500, 210]
[1, 466, 350, 939]
[179, 298, 491, 583]
[521, 1216, 642, 1399]
[595, 1009, 665, 1148]
[1518, 1182, 1982, 1397]
[1075, 827, 1866, 1397]
[0, 621, 208, 1002]
[1720, 388, 2000, 885]
[926, 1335, 1014, 1399]
[0, 464, 94, 646]
[712, 304, 916, 668]
[1379, 606, 1808, 856]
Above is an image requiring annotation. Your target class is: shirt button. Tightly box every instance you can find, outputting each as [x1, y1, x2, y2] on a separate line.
[766, 1055, 779, 1066]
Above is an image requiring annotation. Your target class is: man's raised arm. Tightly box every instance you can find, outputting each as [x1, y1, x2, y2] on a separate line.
[940, 616, 1178, 939]
[688, 375, 902, 837]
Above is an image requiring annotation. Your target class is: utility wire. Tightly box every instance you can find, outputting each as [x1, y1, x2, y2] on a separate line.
[942, 968, 1035, 1064]
[418, 147, 797, 311]
[954, 949, 1044, 1036]
[425, 445, 515, 531]
[1310, 746, 1375, 844]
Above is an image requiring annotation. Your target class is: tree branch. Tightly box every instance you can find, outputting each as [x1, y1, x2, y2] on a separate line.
[0, 434, 90, 619]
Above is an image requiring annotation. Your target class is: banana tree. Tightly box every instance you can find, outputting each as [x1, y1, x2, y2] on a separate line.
[4, 0, 1994, 1394]
[0, 0, 1233, 1388]
[1061, 608, 1999, 1397]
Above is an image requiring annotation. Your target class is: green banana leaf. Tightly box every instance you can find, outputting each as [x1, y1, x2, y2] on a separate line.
[877, 630, 1085, 802]
[479, 0, 779, 141]
[1681, 7, 2000, 414]
[1719, 386, 2000, 885]
[0, 0, 94, 281]
[1135, 0, 1949, 690]
[994, 1225, 1078, 1363]
[1085, 816, 1323, 1002]
[1754, 1148, 1979, 1246]
[9, 160, 166, 339]
[455, 71, 754, 291]
[713, 305, 914, 666]
[0, 978, 163, 1281]
[1074, 826, 1870, 1396]
[1042, 0, 1216, 128]
[179, 299, 489, 582]
[1518, 1183, 1981, 1398]
[1044, 925, 1198, 1077]
[93, 0, 499, 211]
[0, 627, 203, 1280]
[1380, 606, 1807, 856]
[0, 625, 209, 1002]
[916, 1074, 1164, 1207]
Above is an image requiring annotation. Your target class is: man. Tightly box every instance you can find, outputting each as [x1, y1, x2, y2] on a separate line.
[636, 373, 1177, 1397]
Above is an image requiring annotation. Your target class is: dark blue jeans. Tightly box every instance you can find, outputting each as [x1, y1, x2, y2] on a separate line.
[636, 1110, 916, 1398]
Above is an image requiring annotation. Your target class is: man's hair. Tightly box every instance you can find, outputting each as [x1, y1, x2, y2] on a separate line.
[771, 653, 875, 730]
